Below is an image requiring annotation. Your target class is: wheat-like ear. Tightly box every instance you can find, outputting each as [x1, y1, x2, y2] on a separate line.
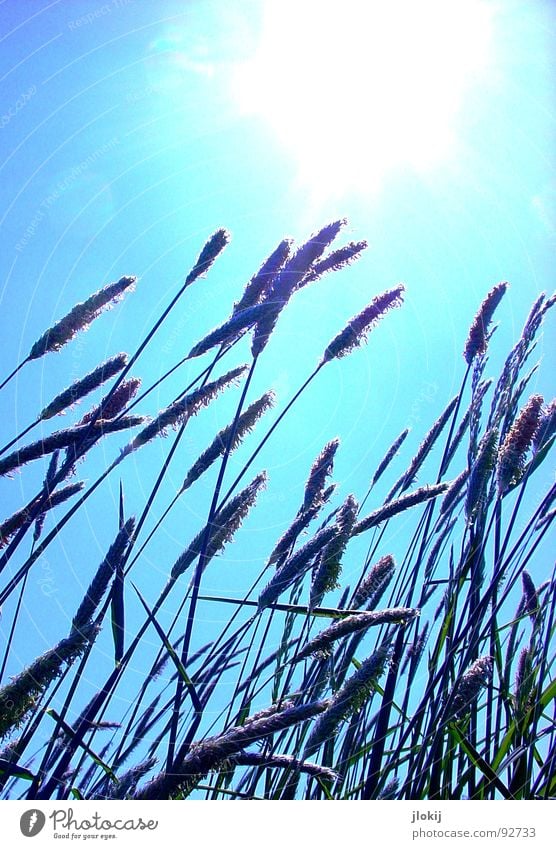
[322, 285, 405, 362]
[133, 700, 329, 799]
[171, 473, 267, 579]
[497, 394, 544, 494]
[402, 621, 430, 678]
[352, 554, 396, 610]
[465, 428, 499, 523]
[309, 494, 358, 609]
[377, 779, 401, 800]
[521, 570, 540, 625]
[303, 438, 340, 512]
[78, 377, 141, 425]
[32, 450, 60, 543]
[258, 523, 338, 610]
[0, 482, 84, 547]
[28, 277, 136, 360]
[72, 518, 136, 631]
[39, 354, 128, 421]
[0, 416, 145, 478]
[514, 648, 535, 716]
[385, 396, 458, 499]
[294, 607, 419, 663]
[439, 468, 469, 516]
[532, 398, 556, 453]
[262, 440, 339, 571]
[251, 220, 347, 357]
[352, 482, 450, 536]
[444, 656, 493, 721]
[121, 366, 247, 456]
[370, 429, 410, 489]
[100, 756, 158, 800]
[303, 639, 393, 758]
[228, 750, 339, 783]
[181, 392, 275, 491]
[464, 282, 508, 364]
[301, 240, 368, 287]
[184, 229, 230, 287]
[266, 502, 322, 571]
[0, 621, 98, 738]
[233, 238, 293, 315]
[488, 292, 551, 431]
[187, 303, 273, 359]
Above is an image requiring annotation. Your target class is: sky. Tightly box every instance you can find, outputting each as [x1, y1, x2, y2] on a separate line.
[0, 0, 555, 767]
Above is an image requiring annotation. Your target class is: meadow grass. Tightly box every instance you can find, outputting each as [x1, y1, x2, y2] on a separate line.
[0, 222, 554, 800]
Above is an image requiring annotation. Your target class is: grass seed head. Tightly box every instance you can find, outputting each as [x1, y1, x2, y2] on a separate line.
[464, 282, 508, 365]
[532, 398, 556, 453]
[258, 524, 338, 610]
[521, 570, 540, 625]
[371, 428, 410, 489]
[124, 365, 247, 455]
[301, 239, 368, 287]
[39, 353, 128, 421]
[446, 655, 493, 721]
[310, 494, 358, 609]
[251, 220, 347, 357]
[0, 622, 98, 738]
[352, 554, 396, 609]
[181, 391, 275, 492]
[303, 639, 392, 757]
[171, 473, 267, 579]
[79, 377, 141, 425]
[28, 277, 136, 360]
[322, 284, 405, 363]
[233, 237, 294, 315]
[184, 229, 230, 287]
[72, 517, 135, 631]
[465, 428, 499, 523]
[353, 482, 449, 537]
[303, 438, 340, 512]
[497, 394, 544, 493]
[1, 482, 84, 547]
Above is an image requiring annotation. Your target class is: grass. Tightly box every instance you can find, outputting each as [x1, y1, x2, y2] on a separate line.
[0, 220, 554, 800]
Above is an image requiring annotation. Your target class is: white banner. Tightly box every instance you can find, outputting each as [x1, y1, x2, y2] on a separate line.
[1, 800, 554, 847]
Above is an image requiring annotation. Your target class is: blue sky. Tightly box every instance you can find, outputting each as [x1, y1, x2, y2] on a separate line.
[0, 0, 554, 726]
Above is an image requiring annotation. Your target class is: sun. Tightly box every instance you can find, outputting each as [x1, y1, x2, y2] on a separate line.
[231, 0, 493, 198]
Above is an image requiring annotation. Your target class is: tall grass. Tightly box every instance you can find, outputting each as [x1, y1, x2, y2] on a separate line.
[0, 223, 554, 800]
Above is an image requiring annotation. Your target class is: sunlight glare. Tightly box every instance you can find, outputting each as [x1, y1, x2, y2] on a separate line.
[232, 0, 493, 197]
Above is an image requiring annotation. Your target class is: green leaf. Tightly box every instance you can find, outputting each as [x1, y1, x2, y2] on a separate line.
[449, 723, 514, 799]
[491, 723, 518, 772]
[537, 678, 556, 712]
[111, 560, 125, 665]
[198, 594, 364, 618]
[508, 435, 555, 491]
[132, 583, 202, 714]
[316, 775, 334, 799]
[46, 708, 118, 785]
[118, 480, 125, 529]
[0, 758, 35, 781]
